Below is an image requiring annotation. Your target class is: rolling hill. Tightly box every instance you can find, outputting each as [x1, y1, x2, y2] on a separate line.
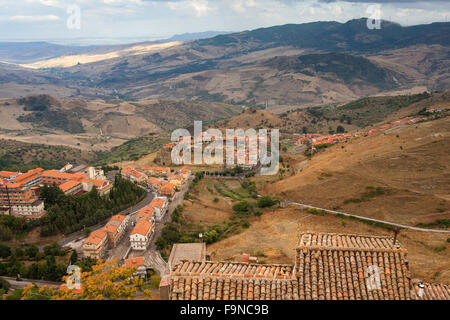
[0, 94, 242, 151]
[0, 19, 445, 107]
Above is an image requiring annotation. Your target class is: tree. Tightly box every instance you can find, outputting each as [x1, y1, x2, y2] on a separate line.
[70, 250, 78, 264]
[0, 243, 11, 259]
[25, 246, 39, 259]
[232, 201, 250, 214]
[20, 260, 142, 300]
[257, 196, 277, 208]
[336, 125, 345, 133]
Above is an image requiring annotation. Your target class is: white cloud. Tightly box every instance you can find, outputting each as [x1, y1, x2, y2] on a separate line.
[10, 14, 60, 21]
[168, 0, 214, 17]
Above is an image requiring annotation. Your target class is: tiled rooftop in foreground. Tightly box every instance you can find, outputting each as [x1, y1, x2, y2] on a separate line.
[164, 233, 449, 300]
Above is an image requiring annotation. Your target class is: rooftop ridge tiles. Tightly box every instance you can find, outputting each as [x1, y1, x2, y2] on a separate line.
[296, 245, 407, 253]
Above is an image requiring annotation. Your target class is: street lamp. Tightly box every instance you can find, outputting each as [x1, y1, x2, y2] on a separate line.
[199, 233, 203, 242]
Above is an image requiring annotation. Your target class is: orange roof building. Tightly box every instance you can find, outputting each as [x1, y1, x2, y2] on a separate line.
[130, 219, 154, 251]
[161, 182, 176, 197]
[59, 180, 83, 195]
[124, 257, 145, 268]
[82, 229, 108, 260]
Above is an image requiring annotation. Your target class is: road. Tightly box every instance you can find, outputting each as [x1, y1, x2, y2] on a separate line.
[124, 176, 194, 275]
[1, 276, 62, 290]
[288, 201, 450, 234]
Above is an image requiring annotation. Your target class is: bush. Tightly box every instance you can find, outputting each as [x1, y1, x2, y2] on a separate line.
[257, 196, 277, 208]
[0, 277, 11, 293]
[0, 243, 11, 259]
[149, 275, 161, 289]
[24, 246, 39, 259]
[232, 201, 251, 214]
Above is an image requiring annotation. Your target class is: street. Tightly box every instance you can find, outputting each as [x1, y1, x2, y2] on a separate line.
[111, 176, 194, 275]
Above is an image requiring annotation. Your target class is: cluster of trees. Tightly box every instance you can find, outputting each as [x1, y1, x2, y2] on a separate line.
[184, 172, 204, 200]
[0, 215, 38, 241]
[0, 242, 69, 282]
[201, 166, 245, 177]
[39, 175, 145, 236]
[9, 260, 151, 300]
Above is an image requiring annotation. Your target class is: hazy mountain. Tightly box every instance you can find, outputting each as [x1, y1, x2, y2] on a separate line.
[196, 19, 450, 53]
[0, 18, 448, 106]
[164, 31, 233, 42]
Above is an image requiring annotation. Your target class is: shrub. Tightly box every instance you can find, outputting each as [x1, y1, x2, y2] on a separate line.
[257, 196, 277, 208]
[232, 201, 251, 214]
[149, 275, 161, 289]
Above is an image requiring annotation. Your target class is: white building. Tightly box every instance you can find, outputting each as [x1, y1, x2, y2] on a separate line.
[150, 197, 168, 222]
[130, 219, 154, 251]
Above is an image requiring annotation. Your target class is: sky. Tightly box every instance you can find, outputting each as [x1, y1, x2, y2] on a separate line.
[0, 0, 449, 43]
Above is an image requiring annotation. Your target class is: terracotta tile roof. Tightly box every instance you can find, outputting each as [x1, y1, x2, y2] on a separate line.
[0, 181, 24, 190]
[170, 275, 298, 300]
[89, 179, 109, 187]
[295, 232, 412, 300]
[59, 180, 82, 192]
[42, 170, 84, 180]
[171, 261, 294, 279]
[297, 232, 402, 250]
[125, 257, 145, 268]
[148, 177, 164, 185]
[167, 233, 429, 301]
[412, 280, 450, 300]
[122, 166, 146, 179]
[150, 197, 166, 209]
[130, 219, 153, 236]
[161, 182, 175, 192]
[137, 206, 155, 218]
[109, 214, 126, 223]
[0, 171, 18, 178]
[84, 229, 107, 246]
[11, 170, 40, 184]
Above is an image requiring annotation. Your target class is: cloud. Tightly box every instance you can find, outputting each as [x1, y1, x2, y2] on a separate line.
[167, 0, 214, 17]
[316, 0, 450, 3]
[10, 14, 60, 21]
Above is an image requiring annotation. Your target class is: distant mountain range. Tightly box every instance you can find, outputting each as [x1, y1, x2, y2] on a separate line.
[0, 31, 232, 64]
[0, 18, 448, 107]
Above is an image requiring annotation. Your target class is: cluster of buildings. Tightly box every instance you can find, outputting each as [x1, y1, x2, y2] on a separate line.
[160, 232, 450, 300]
[81, 196, 170, 259]
[0, 164, 112, 219]
[82, 214, 130, 260]
[367, 116, 427, 133]
[293, 114, 436, 149]
[294, 132, 352, 147]
[122, 165, 191, 198]
[156, 134, 270, 170]
[79, 163, 192, 261]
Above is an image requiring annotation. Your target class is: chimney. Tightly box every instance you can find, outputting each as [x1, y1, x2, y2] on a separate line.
[418, 283, 425, 298]
[392, 227, 400, 247]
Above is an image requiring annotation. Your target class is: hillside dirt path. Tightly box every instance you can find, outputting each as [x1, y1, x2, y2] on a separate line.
[288, 201, 450, 233]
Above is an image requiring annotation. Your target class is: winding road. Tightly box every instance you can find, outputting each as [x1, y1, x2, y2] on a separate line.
[288, 201, 450, 233]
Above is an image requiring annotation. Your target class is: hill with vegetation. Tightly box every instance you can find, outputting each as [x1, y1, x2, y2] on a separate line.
[1, 19, 446, 107]
[0, 139, 97, 171]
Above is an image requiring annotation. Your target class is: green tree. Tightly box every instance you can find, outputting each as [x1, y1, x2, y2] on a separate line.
[70, 250, 78, 264]
[257, 196, 277, 208]
[24, 246, 39, 259]
[336, 125, 345, 133]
